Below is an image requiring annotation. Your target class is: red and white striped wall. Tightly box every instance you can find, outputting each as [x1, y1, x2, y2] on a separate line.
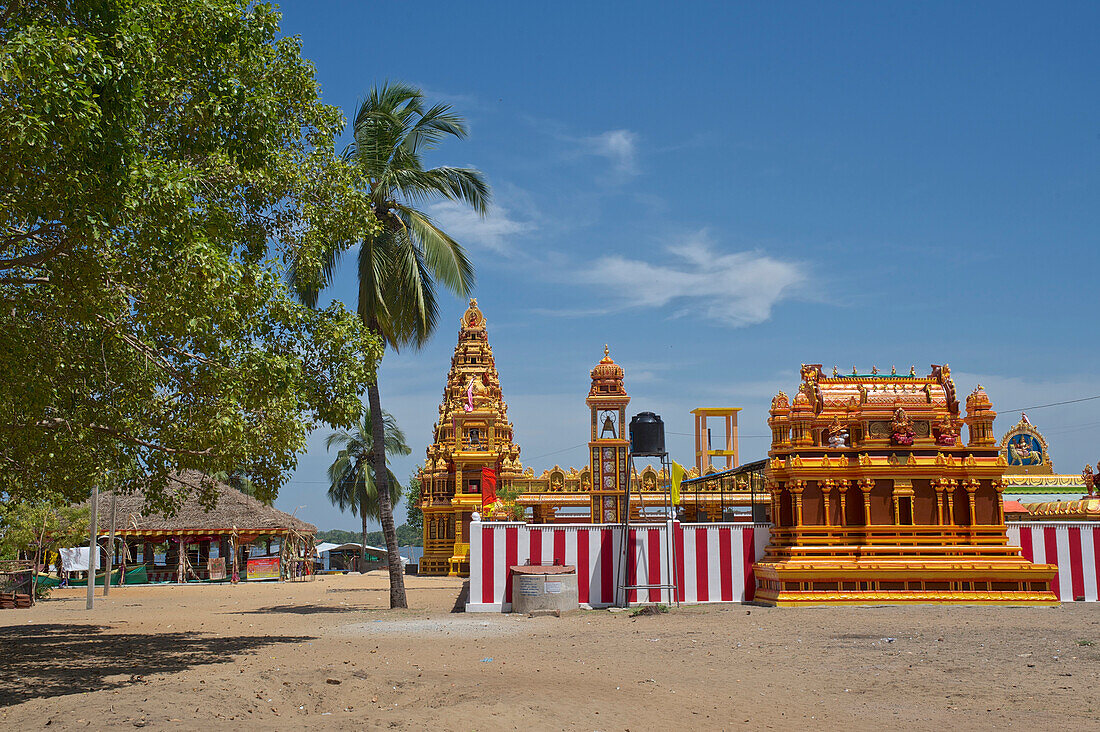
[468, 521, 1100, 611]
[466, 521, 769, 612]
[1008, 523, 1100, 602]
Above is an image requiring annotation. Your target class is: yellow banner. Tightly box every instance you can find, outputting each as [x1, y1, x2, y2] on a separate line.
[670, 461, 685, 505]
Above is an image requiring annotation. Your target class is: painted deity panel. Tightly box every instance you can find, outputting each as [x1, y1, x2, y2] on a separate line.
[1007, 434, 1043, 466]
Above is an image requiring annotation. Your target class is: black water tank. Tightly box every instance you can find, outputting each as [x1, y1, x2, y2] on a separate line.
[629, 412, 665, 456]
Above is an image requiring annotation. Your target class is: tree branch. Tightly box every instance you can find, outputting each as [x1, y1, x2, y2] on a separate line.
[0, 225, 69, 271]
[29, 417, 215, 456]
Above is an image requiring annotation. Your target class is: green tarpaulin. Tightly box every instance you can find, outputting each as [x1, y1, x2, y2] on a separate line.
[37, 565, 149, 587]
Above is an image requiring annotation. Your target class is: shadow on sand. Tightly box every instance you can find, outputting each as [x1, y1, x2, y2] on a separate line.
[451, 580, 469, 613]
[0, 623, 313, 707]
[231, 604, 379, 615]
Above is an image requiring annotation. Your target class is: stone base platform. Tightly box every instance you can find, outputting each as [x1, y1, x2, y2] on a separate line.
[753, 557, 1058, 606]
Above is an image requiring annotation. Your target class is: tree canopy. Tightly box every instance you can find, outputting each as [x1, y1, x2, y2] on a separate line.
[0, 500, 89, 561]
[0, 0, 382, 510]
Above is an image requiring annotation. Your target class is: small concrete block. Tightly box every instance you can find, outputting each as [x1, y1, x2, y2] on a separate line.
[527, 609, 561, 618]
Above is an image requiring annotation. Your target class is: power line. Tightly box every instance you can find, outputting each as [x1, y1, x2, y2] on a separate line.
[1001, 394, 1100, 414]
[526, 442, 588, 462]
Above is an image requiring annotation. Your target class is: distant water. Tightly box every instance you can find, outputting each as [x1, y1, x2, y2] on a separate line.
[398, 546, 424, 565]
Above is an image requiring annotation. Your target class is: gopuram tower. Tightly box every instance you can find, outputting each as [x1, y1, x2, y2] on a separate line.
[755, 364, 1057, 605]
[418, 300, 523, 576]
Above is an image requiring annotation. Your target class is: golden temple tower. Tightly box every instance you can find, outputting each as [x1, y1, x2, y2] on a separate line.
[755, 364, 1057, 605]
[587, 346, 631, 522]
[418, 300, 523, 576]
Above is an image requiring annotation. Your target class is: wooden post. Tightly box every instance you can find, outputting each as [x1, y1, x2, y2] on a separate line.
[177, 536, 185, 584]
[119, 538, 127, 586]
[104, 489, 116, 596]
[86, 482, 99, 610]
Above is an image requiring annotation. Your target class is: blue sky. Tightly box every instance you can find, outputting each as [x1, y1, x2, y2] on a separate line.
[271, 1, 1100, 532]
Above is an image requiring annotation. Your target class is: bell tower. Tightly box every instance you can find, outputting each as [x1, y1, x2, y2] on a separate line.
[586, 346, 631, 522]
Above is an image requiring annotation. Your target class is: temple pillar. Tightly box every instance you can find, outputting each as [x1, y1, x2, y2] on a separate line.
[837, 480, 848, 528]
[932, 480, 945, 525]
[859, 479, 874, 525]
[965, 480, 978, 525]
[964, 480, 979, 541]
[789, 481, 804, 527]
[945, 479, 957, 525]
[993, 480, 1005, 524]
[822, 480, 833, 527]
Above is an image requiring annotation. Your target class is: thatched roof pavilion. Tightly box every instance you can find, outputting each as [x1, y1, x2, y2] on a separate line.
[77, 472, 316, 584]
[87, 470, 316, 539]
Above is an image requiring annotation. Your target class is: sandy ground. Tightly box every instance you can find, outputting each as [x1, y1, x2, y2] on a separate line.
[2, 574, 1098, 730]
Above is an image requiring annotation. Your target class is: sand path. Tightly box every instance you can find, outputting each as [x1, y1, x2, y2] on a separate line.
[2, 573, 1098, 729]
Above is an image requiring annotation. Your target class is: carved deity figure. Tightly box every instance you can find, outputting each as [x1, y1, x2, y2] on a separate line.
[826, 416, 849, 448]
[890, 407, 915, 446]
[1084, 464, 1098, 497]
[1008, 436, 1041, 465]
[464, 372, 488, 412]
[935, 416, 959, 446]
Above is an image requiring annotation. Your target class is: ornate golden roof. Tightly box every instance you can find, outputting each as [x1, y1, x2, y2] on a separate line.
[1022, 498, 1100, 520]
[587, 345, 628, 401]
[770, 363, 958, 422]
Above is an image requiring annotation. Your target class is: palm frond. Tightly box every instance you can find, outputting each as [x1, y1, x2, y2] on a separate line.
[405, 102, 468, 154]
[384, 224, 440, 349]
[357, 231, 395, 335]
[396, 205, 475, 297]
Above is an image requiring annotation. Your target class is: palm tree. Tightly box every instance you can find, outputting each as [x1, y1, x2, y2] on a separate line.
[325, 409, 411, 571]
[292, 82, 486, 607]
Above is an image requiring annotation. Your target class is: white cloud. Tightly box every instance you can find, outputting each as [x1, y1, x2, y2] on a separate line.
[427, 200, 532, 255]
[576, 230, 806, 327]
[583, 129, 639, 178]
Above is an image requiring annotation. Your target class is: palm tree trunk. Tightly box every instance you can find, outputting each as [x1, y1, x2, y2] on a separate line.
[367, 374, 408, 608]
[360, 506, 368, 573]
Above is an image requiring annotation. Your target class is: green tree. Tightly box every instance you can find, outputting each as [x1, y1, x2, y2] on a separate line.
[0, 0, 381, 511]
[405, 468, 423, 536]
[291, 83, 487, 607]
[315, 528, 360, 545]
[325, 409, 411, 571]
[0, 500, 89, 590]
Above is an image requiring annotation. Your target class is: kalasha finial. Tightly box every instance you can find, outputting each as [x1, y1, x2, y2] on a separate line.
[604, 344, 609, 358]
[1021, 412, 1031, 424]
